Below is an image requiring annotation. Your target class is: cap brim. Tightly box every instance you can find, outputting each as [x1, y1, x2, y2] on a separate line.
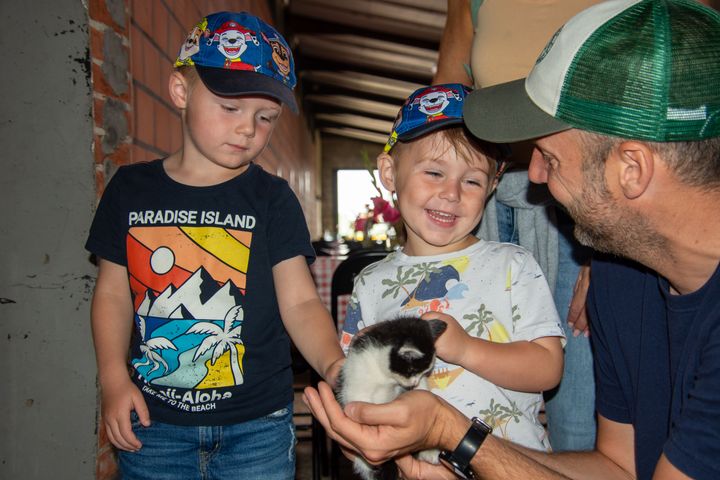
[463, 78, 570, 143]
[197, 67, 298, 114]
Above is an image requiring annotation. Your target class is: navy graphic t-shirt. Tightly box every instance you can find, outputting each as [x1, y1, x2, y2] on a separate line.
[86, 160, 315, 426]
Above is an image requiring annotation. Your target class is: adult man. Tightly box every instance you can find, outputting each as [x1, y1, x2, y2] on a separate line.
[304, 1, 720, 479]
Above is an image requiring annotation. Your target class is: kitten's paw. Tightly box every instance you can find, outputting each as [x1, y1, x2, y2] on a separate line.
[353, 457, 399, 480]
[416, 448, 440, 465]
[354, 458, 383, 480]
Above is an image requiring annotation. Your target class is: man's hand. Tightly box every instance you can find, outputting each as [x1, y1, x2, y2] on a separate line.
[100, 377, 151, 452]
[303, 382, 465, 465]
[568, 264, 591, 337]
[324, 357, 345, 389]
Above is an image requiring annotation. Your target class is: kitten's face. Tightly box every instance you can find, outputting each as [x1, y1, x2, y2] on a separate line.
[389, 342, 436, 389]
[349, 317, 447, 388]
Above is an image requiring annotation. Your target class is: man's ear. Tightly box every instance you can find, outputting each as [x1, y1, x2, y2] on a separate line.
[168, 71, 190, 109]
[376, 151, 397, 192]
[615, 140, 654, 199]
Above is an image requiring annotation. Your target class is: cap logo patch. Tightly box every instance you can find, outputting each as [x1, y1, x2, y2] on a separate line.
[177, 19, 209, 65]
[262, 32, 291, 79]
[411, 86, 461, 122]
[210, 21, 260, 71]
[667, 106, 707, 122]
[535, 27, 562, 66]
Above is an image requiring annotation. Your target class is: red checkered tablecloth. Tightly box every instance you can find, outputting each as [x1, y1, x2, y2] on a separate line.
[310, 256, 350, 333]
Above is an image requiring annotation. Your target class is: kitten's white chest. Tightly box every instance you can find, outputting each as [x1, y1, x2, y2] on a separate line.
[339, 346, 408, 405]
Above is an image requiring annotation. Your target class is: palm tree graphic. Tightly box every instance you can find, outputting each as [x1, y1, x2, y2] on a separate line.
[187, 305, 245, 385]
[478, 398, 522, 439]
[354, 260, 382, 287]
[381, 263, 441, 300]
[134, 315, 177, 375]
[463, 304, 496, 338]
[511, 304, 521, 330]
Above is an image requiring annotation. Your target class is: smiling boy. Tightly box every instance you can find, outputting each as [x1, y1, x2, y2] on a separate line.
[339, 84, 565, 452]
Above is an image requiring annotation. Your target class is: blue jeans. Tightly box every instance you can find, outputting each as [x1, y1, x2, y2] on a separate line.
[118, 404, 296, 480]
[497, 203, 596, 451]
[544, 211, 596, 451]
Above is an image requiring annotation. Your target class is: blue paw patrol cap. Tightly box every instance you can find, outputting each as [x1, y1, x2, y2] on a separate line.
[385, 84, 511, 162]
[385, 84, 470, 152]
[175, 11, 298, 113]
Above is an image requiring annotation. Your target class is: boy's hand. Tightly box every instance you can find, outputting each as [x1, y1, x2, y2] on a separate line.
[100, 377, 151, 452]
[421, 312, 469, 365]
[324, 357, 345, 389]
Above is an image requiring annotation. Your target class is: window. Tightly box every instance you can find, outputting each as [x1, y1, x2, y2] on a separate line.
[335, 169, 393, 239]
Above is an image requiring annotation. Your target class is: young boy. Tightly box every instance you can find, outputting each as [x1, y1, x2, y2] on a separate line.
[340, 84, 565, 451]
[86, 12, 344, 479]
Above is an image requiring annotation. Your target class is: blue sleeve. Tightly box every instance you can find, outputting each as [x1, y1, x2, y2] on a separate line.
[470, 0, 484, 28]
[84, 168, 128, 266]
[266, 182, 315, 267]
[664, 316, 720, 479]
[588, 257, 633, 424]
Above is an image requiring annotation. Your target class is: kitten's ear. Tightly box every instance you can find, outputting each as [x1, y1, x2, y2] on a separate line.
[426, 319, 448, 340]
[398, 344, 423, 360]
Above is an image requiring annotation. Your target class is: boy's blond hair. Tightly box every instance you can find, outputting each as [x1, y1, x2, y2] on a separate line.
[175, 65, 200, 89]
[394, 126, 504, 179]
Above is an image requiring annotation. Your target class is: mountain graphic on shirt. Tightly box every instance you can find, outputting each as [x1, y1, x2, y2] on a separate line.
[132, 266, 247, 389]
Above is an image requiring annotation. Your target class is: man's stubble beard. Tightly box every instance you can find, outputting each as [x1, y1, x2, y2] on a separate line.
[567, 173, 667, 264]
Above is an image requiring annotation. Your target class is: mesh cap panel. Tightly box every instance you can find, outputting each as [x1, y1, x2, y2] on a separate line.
[557, 0, 720, 141]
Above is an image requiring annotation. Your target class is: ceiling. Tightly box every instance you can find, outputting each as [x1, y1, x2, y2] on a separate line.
[281, 0, 447, 145]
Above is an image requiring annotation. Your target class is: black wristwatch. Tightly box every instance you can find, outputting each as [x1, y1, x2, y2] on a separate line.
[438, 417, 492, 479]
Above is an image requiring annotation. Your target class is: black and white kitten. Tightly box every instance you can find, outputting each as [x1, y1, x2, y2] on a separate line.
[336, 316, 447, 480]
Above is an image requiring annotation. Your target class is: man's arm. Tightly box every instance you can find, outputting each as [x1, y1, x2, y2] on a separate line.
[274, 255, 344, 386]
[304, 382, 646, 480]
[433, 0, 474, 85]
[501, 415, 635, 480]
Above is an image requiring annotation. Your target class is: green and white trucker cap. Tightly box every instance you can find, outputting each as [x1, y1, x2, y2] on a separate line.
[464, 0, 720, 143]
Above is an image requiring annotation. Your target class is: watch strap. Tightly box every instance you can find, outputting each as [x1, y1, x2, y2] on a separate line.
[439, 417, 491, 479]
[454, 417, 490, 464]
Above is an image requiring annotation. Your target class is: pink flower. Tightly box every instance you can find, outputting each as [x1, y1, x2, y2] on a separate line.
[371, 197, 388, 216]
[383, 205, 401, 223]
[354, 216, 367, 232]
[371, 196, 401, 223]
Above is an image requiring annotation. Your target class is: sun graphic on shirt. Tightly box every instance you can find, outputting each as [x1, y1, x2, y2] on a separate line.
[150, 246, 175, 275]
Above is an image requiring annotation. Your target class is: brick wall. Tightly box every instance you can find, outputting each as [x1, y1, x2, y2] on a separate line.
[88, 1, 319, 477]
[89, 0, 133, 203]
